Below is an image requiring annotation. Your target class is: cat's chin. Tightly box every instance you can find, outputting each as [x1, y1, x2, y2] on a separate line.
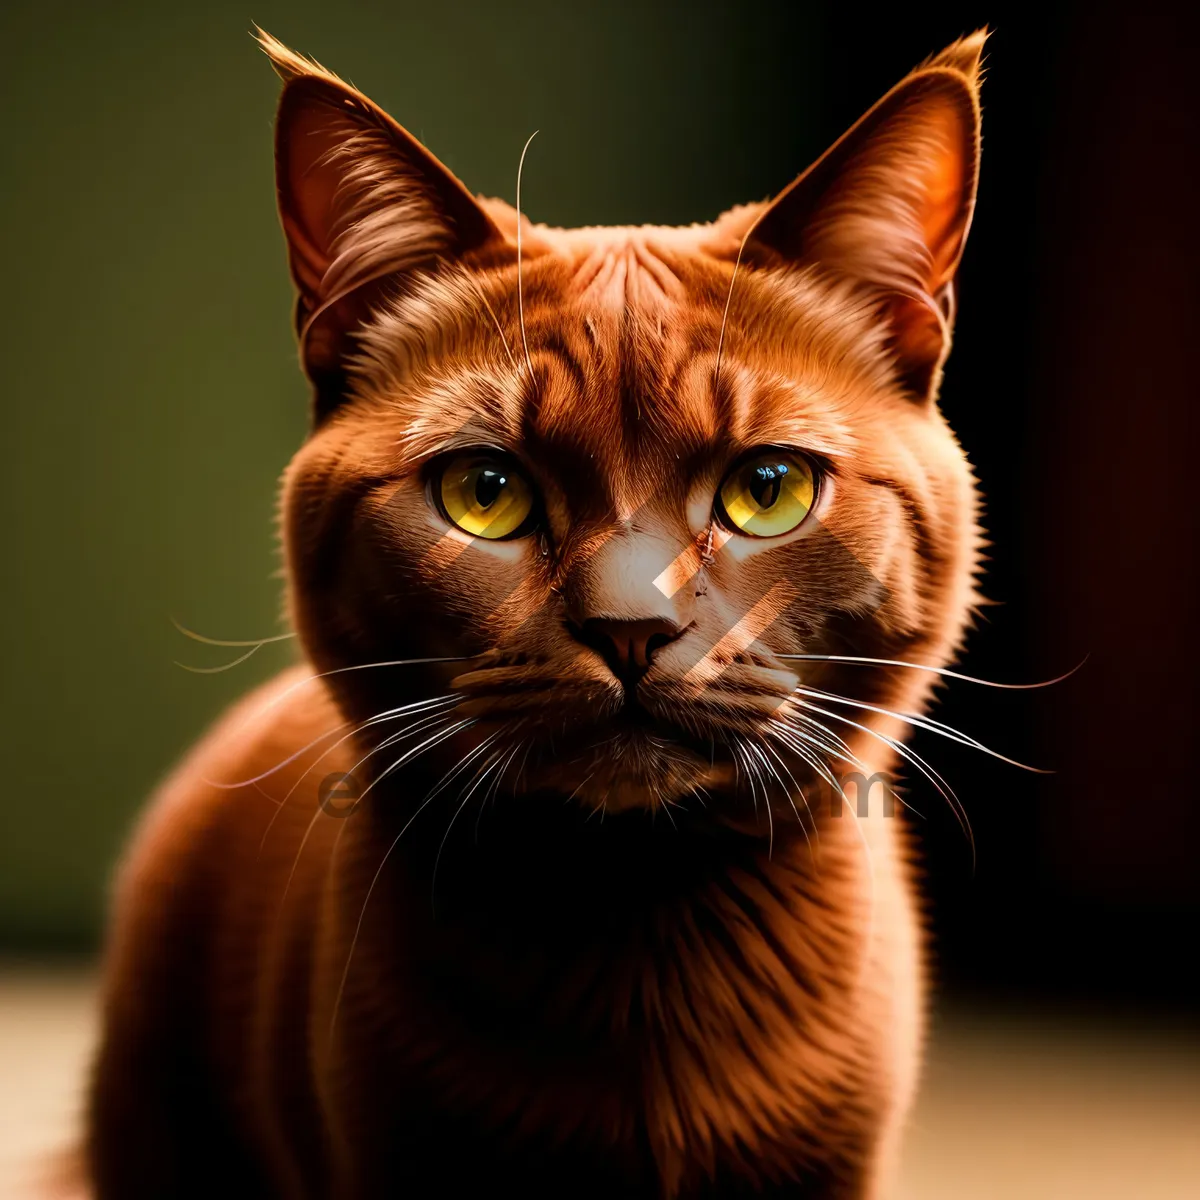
[517, 730, 736, 816]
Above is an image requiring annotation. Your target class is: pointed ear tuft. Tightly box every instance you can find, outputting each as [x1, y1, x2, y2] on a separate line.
[257, 33, 508, 421]
[253, 27, 348, 86]
[744, 36, 986, 402]
[922, 28, 989, 84]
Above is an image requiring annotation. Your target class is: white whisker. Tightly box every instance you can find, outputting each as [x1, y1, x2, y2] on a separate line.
[778, 652, 1085, 691]
[755, 734, 818, 862]
[794, 683, 1047, 773]
[340, 704, 462, 793]
[175, 644, 264, 674]
[326, 718, 479, 1043]
[212, 694, 457, 791]
[766, 719, 878, 984]
[209, 721, 353, 790]
[431, 740, 508, 913]
[464, 273, 517, 371]
[768, 723, 850, 806]
[743, 740, 779, 857]
[515, 130, 539, 382]
[791, 696, 974, 867]
[241, 654, 477, 731]
[253, 699, 460, 859]
[713, 227, 751, 389]
[277, 804, 324, 912]
[354, 717, 477, 808]
[171, 617, 297, 647]
[477, 739, 524, 841]
[779, 711, 926, 822]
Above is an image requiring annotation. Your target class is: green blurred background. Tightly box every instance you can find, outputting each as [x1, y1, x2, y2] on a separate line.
[0, 0, 832, 949]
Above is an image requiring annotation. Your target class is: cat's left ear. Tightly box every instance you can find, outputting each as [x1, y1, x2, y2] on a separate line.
[257, 30, 508, 419]
[743, 31, 986, 402]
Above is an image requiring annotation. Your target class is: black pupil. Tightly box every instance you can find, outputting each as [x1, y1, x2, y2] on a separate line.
[749, 462, 787, 509]
[474, 467, 507, 510]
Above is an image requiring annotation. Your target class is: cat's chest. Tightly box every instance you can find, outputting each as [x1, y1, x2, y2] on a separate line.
[325, 835, 877, 1191]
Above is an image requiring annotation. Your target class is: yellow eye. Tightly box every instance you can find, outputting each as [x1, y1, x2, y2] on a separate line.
[437, 453, 536, 540]
[717, 451, 816, 537]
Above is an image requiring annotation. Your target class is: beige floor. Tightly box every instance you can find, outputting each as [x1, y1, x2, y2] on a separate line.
[2, 966, 1197, 1198]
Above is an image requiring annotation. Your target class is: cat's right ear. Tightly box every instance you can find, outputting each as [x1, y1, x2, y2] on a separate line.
[732, 32, 987, 404]
[257, 30, 507, 419]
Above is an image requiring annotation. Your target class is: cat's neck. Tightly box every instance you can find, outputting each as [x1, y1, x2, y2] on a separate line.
[322, 779, 888, 1034]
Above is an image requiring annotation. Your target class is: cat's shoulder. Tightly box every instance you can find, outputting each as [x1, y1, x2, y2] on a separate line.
[110, 666, 341, 903]
[157, 664, 338, 801]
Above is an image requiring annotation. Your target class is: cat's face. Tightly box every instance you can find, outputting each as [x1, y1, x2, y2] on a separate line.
[266, 32, 985, 815]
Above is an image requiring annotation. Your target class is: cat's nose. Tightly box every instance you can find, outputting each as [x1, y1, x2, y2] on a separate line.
[573, 617, 686, 685]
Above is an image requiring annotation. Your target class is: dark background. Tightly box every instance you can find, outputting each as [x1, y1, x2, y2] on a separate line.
[1, 1, 1196, 1018]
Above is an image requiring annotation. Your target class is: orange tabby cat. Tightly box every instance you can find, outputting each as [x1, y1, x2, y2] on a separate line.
[82, 28, 987, 1199]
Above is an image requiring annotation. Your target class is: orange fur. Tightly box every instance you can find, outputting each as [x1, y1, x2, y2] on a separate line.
[83, 28, 989, 1199]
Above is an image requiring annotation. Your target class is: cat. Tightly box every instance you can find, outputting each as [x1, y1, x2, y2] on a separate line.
[81, 26, 988, 1200]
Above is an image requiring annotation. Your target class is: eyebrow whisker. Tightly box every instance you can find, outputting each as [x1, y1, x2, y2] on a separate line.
[515, 130, 539, 383]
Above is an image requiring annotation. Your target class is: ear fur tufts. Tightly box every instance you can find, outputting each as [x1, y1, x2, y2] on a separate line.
[253, 26, 349, 88]
[922, 28, 989, 89]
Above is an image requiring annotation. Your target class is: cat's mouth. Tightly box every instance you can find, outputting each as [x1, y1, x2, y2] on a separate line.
[462, 695, 736, 815]
[608, 694, 678, 736]
[448, 659, 804, 814]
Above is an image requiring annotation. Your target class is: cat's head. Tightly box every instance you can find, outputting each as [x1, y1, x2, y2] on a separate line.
[263, 31, 986, 817]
